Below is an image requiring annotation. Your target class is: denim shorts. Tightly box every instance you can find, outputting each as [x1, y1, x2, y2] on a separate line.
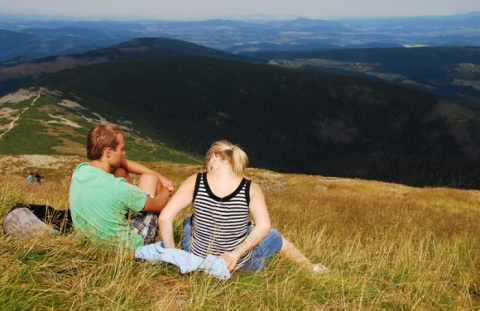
[182, 216, 283, 271]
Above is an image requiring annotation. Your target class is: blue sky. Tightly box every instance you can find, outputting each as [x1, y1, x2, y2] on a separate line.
[1, 0, 479, 20]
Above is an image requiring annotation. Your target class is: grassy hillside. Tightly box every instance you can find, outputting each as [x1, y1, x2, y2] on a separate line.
[0, 88, 200, 164]
[36, 54, 480, 189]
[1, 160, 480, 309]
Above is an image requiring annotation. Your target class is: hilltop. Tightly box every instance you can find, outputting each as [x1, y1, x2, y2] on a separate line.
[1, 157, 480, 310]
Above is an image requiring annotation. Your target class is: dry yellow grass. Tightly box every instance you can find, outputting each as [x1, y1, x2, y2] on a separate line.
[1, 158, 480, 310]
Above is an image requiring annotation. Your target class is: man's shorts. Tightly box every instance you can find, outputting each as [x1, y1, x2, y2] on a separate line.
[130, 212, 158, 245]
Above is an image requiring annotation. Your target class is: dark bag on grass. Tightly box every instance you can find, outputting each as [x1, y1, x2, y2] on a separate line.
[2, 202, 73, 236]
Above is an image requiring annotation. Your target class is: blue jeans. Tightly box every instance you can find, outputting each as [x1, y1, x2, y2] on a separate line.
[182, 216, 283, 271]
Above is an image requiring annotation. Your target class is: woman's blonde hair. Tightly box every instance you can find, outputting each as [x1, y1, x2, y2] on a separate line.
[206, 140, 248, 177]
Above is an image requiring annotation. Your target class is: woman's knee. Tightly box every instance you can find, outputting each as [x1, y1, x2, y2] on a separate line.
[260, 228, 283, 253]
[270, 229, 283, 244]
[272, 229, 284, 252]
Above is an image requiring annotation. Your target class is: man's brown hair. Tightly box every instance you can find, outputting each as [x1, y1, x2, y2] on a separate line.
[87, 124, 122, 160]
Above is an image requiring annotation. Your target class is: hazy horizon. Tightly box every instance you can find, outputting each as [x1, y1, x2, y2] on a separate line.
[1, 0, 480, 21]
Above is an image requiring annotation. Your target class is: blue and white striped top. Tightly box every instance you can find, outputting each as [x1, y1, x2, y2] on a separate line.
[190, 172, 252, 268]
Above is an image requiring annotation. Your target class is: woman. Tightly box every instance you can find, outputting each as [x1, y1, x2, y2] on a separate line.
[159, 140, 327, 273]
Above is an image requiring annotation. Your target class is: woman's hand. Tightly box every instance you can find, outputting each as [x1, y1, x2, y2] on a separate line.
[218, 251, 240, 272]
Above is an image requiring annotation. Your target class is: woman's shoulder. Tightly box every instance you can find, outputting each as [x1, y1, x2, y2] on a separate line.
[248, 180, 263, 194]
[185, 173, 200, 183]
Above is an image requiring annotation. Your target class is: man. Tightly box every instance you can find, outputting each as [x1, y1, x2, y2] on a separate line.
[69, 123, 174, 251]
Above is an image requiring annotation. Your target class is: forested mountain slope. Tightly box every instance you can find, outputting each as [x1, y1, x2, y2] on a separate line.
[35, 55, 480, 188]
[256, 46, 480, 108]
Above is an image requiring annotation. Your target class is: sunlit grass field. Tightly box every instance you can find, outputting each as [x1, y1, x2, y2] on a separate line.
[1, 159, 480, 310]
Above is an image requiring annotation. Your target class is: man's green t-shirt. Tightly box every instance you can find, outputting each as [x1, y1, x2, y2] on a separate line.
[69, 162, 147, 250]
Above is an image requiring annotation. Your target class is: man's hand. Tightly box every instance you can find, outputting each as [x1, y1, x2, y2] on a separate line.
[157, 174, 175, 193]
[218, 251, 240, 272]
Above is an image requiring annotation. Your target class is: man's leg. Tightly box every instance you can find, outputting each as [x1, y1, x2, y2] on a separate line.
[113, 167, 162, 197]
[113, 167, 132, 183]
[126, 171, 162, 245]
[137, 172, 162, 197]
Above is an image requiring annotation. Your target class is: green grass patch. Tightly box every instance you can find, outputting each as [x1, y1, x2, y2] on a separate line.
[0, 121, 63, 154]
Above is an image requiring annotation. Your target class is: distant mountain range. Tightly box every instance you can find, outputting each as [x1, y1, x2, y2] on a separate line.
[0, 11, 479, 62]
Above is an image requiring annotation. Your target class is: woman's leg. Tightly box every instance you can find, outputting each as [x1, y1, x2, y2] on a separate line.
[182, 215, 192, 252]
[278, 236, 328, 272]
[278, 237, 313, 269]
[241, 228, 283, 271]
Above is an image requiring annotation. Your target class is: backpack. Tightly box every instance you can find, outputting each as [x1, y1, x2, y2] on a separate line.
[2, 202, 73, 236]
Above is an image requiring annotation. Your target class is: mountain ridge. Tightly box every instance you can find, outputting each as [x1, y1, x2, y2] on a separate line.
[29, 54, 480, 189]
[0, 37, 256, 97]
